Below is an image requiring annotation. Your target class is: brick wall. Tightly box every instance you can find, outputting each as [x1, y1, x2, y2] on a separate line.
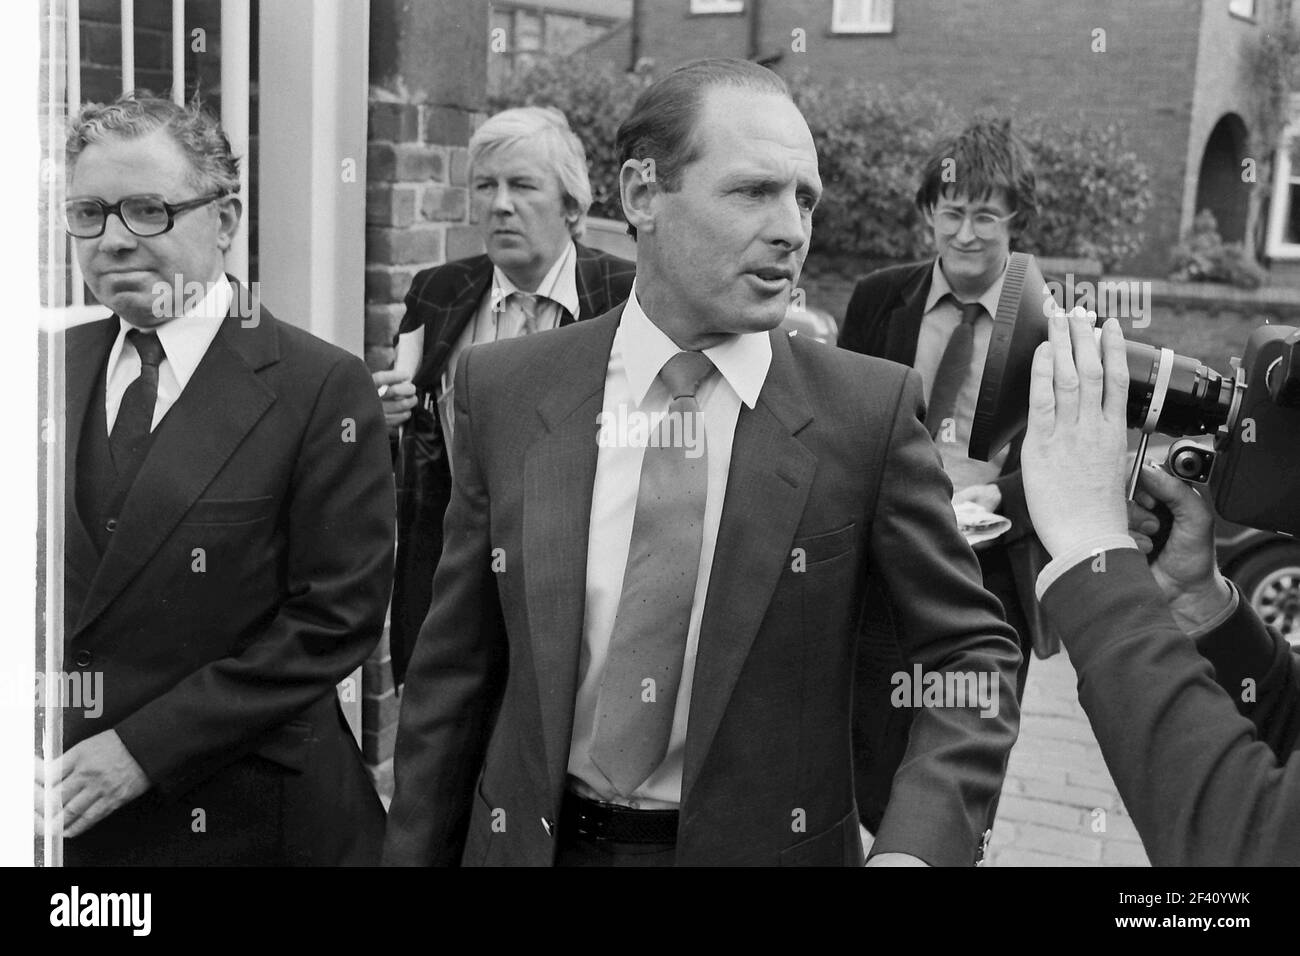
[635, 0, 1223, 275]
[363, 0, 489, 777]
[1183, 0, 1270, 245]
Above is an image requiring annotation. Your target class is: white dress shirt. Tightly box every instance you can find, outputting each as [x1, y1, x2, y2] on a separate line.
[915, 257, 1011, 491]
[435, 241, 580, 456]
[567, 282, 773, 809]
[104, 274, 233, 433]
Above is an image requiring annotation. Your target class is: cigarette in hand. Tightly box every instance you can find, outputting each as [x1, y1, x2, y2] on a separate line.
[377, 385, 390, 398]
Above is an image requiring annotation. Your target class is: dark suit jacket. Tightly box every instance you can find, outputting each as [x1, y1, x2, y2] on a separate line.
[61, 291, 394, 866]
[1043, 548, 1300, 865]
[383, 304, 1021, 867]
[840, 259, 1051, 832]
[388, 243, 635, 685]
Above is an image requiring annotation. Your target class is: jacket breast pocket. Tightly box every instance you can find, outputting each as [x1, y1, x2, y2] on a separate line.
[791, 521, 858, 568]
[181, 495, 275, 526]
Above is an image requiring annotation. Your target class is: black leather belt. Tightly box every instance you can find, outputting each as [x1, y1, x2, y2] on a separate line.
[561, 791, 679, 844]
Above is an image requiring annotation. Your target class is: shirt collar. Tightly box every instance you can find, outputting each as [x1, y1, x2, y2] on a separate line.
[116, 273, 232, 388]
[619, 280, 772, 409]
[923, 255, 1009, 318]
[491, 240, 580, 320]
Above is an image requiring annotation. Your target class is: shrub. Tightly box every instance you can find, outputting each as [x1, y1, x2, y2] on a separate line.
[1014, 117, 1153, 269]
[789, 74, 956, 262]
[493, 58, 1153, 269]
[489, 58, 652, 221]
[1169, 210, 1267, 289]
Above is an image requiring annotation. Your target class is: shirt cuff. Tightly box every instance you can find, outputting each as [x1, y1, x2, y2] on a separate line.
[1183, 582, 1240, 639]
[1035, 535, 1140, 601]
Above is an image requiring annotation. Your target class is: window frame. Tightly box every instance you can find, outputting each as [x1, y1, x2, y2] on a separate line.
[830, 0, 895, 35]
[688, 0, 745, 16]
[1228, 0, 1257, 23]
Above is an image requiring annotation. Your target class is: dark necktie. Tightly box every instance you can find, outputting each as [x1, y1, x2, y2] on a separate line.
[589, 350, 715, 797]
[928, 299, 983, 440]
[110, 328, 166, 473]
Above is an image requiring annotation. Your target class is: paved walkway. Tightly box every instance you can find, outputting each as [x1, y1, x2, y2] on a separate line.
[986, 650, 1149, 866]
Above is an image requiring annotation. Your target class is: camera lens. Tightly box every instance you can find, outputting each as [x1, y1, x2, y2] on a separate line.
[1125, 343, 1234, 437]
[1171, 448, 1204, 479]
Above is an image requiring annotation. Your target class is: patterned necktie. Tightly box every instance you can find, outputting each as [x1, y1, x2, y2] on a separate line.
[928, 299, 983, 440]
[110, 328, 166, 473]
[508, 291, 561, 337]
[589, 350, 715, 798]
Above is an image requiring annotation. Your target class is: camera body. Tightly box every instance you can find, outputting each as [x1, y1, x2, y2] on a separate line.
[1206, 325, 1300, 536]
[973, 253, 1300, 539]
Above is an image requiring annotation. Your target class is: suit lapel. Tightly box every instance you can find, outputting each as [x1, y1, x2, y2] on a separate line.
[883, 262, 934, 364]
[681, 330, 817, 805]
[63, 320, 118, 601]
[573, 243, 606, 322]
[414, 258, 492, 389]
[522, 310, 621, 797]
[73, 305, 278, 637]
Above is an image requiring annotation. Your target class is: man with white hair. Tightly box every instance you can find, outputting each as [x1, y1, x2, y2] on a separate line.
[375, 106, 634, 685]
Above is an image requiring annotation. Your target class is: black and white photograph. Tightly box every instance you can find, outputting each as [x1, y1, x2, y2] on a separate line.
[10, 0, 1300, 918]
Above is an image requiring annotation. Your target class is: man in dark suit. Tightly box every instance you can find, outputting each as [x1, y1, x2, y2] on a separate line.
[384, 59, 1020, 867]
[373, 106, 634, 686]
[839, 119, 1050, 832]
[41, 94, 394, 866]
[1022, 308, 1299, 865]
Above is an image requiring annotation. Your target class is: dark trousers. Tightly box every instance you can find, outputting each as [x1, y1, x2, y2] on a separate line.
[976, 543, 1032, 702]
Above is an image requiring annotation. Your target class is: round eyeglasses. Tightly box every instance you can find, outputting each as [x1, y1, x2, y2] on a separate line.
[931, 207, 1016, 239]
[63, 191, 228, 239]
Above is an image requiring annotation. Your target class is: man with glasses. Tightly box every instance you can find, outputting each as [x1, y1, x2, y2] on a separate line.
[44, 93, 395, 865]
[839, 118, 1049, 836]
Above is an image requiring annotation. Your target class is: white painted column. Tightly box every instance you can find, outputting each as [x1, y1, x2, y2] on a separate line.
[119, 0, 133, 92]
[221, 0, 251, 281]
[257, 0, 369, 356]
[259, 0, 371, 741]
[170, 0, 184, 105]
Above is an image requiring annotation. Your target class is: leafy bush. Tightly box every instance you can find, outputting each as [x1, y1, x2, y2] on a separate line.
[1015, 117, 1153, 269]
[489, 58, 652, 220]
[1169, 210, 1267, 289]
[790, 74, 956, 262]
[493, 58, 1153, 269]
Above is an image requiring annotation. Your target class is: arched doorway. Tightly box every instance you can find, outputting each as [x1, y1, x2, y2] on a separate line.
[1195, 114, 1250, 242]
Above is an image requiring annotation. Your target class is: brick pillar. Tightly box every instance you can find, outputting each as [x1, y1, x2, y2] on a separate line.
[362, 0, 488, 782]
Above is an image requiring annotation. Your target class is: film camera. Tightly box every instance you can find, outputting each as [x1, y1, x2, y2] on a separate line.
[970, 253, 1300, 538]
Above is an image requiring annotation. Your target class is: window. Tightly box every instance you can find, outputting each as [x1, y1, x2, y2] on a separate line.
[832, 0, 895, 33]
[690, 0, 744, 14]
[1266, 128, 1300, 258]
[1229, 0, 1256, 21]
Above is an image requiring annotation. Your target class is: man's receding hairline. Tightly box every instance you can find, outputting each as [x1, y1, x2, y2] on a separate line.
[70, 126, 212, 190]
[676, 82, 803, 176]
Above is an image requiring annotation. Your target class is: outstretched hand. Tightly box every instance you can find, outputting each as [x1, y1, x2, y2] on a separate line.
[1020, 309, 1130, 559]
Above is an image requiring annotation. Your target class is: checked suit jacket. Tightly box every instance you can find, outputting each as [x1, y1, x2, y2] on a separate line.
[388, 242, 634, 685]
[60, 288, 394, 866]
[383, 302, 1022, 867]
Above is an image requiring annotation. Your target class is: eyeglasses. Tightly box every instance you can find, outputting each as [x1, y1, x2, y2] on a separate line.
[63, 191, 227, 239]
[931, 207, 1016, 239]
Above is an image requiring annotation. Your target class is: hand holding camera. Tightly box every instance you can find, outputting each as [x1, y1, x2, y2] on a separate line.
[1128, 464, 1235, 634]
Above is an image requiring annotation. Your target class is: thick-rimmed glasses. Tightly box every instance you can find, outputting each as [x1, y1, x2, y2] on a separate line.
[931, 207, 1016, 239]
[63, 191, 227, 239]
